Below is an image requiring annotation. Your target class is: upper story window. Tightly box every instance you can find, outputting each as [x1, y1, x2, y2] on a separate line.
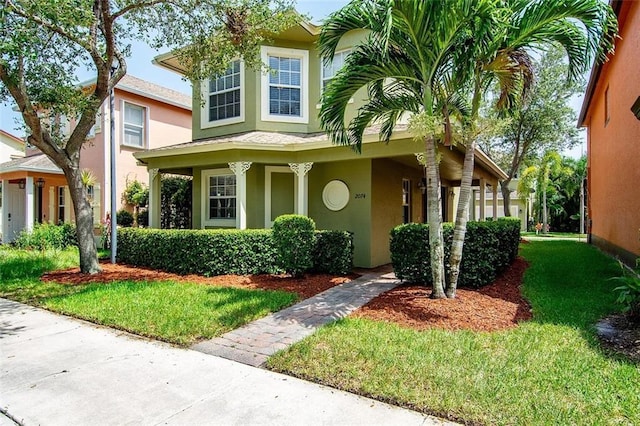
[122, 101, 147, 148]
[261, 46, 309, 124]
[322, 49, 351, 92]
[202, 60, 245, 128]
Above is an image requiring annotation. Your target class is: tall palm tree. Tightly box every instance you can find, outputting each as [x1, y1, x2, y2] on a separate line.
[447, 0, 617, 296]
[318, 0, 496, 298]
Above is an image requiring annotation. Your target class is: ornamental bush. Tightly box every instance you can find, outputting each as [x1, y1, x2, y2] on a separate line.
[116, 209, 134, 227]
[116, 226, 354, 277]
[312, 230, 354, 275]
[14, 222, 77, 250]
[391, 218, 521, 288]
[272, 214, 316, 277]
[117, 228, 278, 275]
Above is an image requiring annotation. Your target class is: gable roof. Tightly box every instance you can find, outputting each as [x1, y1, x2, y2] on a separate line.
[0, 153, 63, 174]
[578, 0, 624, 126]
[0, 129, 24, 145]
[79, 74, 191, 110]
[153, 19, 320, 76]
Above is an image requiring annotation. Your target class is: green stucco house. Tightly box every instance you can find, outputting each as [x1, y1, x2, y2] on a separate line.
[135, 21, 507, 268]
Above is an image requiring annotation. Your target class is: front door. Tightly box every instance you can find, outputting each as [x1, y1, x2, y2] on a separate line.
[265, 166, 295, 228]
[6, 183, 25, 242]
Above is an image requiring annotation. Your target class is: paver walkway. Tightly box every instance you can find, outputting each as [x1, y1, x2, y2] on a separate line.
[191, 271, 400, 367]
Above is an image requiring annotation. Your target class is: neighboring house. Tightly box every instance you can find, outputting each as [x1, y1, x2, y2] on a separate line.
[0, 130, 25, 239]
[0, 74, 191, 243]
[0, 130, 25, 162]
[578, 0, 640, 265]
[138, 22, 507, 268]
[471, 180, 533, 232]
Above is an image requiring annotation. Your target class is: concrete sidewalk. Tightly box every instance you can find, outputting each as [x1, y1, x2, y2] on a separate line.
[0, 298, 454, 425]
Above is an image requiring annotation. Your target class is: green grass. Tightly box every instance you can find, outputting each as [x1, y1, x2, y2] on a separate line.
[0, 247, 296, 345]
[521, 231, 587, 238]
[268, 241, 639, 425]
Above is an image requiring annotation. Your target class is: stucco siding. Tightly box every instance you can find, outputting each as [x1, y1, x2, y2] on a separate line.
[586, 1, 640, 260]
[308, 159, 372, 268]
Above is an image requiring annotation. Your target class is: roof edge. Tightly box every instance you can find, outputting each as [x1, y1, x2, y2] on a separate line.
[578, 0, 624, 127]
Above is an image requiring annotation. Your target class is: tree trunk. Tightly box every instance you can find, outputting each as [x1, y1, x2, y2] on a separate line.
[64, 167, 101, 274]
[542, 187, 548, 235]
[424, 136, 446, 299]
[447, 139, 476, 298]
[500, 180, 512, 217]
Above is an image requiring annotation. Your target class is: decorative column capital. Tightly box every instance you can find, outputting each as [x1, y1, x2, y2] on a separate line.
[149, 168, 159, 180]
[414, 153, 427, 166]
[229, 161, 252, 175]
[288, 162, 313, 177]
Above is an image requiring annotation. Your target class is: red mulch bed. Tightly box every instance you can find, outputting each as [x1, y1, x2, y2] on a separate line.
[42, 258, 532, 332]
[352, 257, 532, 332]
[41, 261, 356, 300]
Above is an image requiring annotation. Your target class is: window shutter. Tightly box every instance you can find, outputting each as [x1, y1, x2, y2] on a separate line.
[92, 184, 101, 225]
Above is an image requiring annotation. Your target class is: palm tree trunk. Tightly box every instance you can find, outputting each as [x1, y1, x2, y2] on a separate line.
[542, 188, 548, 235]
[424, 136, 446, 299]
[447, 139, 476, 298]
[64, 167, 101, 274]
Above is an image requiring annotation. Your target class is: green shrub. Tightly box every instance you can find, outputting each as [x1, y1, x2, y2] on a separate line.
[312, 230, 354, 275]
[14, 222, 77, 250]
[391, 219, 521, 288]
[116, 210, 134, 227]
[117, 228, 279, 275]
[136, 209, 149, 228]
[272, 215, 316, 277]
[611, 261, 640, 324]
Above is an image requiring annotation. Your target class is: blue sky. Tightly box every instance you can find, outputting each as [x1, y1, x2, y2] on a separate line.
[0, 0, 584, 157]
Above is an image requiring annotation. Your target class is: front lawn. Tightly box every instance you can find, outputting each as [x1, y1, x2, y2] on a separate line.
[268, 241, 639, 425]
[0, 247, 296, 345]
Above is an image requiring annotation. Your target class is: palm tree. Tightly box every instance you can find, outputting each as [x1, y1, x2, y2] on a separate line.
[318, 0, 497, 298]
[518, 151, 566, 234]
[447, 0, 617, 296]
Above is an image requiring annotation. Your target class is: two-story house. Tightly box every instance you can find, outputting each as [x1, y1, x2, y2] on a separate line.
[579, 0, 640, 266]
[136, 22, 507, 268]
[0, 75, 191, 242]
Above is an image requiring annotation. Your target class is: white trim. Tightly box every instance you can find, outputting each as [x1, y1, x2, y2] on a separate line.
[261, 46, 309, 124]
[201, 60, 245, 129]
[264, 166, 295, 228]
[201, 168, 237, 228]
[121, 100, 149, 149]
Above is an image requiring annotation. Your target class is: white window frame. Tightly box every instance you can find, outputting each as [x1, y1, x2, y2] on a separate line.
[201, 168, 237, 228]
[321, 49, 352, 93]
[261, 46, 309, 124]
[121, 100, 149, 148]
[57, 186, 65, 224]
[201, 60, 245, 129]
[317, 49, 354, 109]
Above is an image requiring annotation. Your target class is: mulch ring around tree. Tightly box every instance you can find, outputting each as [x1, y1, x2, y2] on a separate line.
[352, 257, 532, 332]
[41, 262, 356, 300]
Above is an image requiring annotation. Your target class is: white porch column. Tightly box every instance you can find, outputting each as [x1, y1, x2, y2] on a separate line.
[288, 162, 313, 216]
[229, 162, 252, 229]
[470, 189, 477, 221]
[148, 168, 160, 228]
[25, 176, 34, 232]
[492, 183, 498, 219]
[479, 178, 486, 221]
[1, 179, 7, 241]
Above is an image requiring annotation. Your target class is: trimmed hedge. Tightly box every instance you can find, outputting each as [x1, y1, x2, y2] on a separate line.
[117, 227, 354, 277]
[312, 230, 354, 275]
[391, 218, 521, 288]
[117, 228, 278, 276]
